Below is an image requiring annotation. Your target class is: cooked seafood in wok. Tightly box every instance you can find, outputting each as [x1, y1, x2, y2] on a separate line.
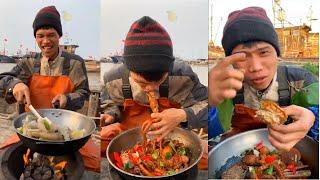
[113, 138, 191, 176]
[255, 100, 288, 125]
[222, 141, 311, 179]
[17, 114, 86, 141]
[111, 91, 195, 177]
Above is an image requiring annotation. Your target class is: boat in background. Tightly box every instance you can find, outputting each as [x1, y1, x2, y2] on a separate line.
[0, 55, 16, 63]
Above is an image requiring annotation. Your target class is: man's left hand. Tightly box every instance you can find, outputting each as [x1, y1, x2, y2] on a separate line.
[148, 108, 187, 140]
[51, 94, 68, 108]
[268, 105, 315, 151]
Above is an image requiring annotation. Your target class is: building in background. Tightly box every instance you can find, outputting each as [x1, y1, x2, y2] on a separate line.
[276, 25, 319, 59]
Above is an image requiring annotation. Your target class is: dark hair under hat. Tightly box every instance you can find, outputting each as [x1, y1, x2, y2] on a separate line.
[123, 16, 174, 73]
[222, 6, 280, 56]
[33, 6, 62, 37]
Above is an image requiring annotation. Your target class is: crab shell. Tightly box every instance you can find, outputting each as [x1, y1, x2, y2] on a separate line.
[255, 100, 288, 125]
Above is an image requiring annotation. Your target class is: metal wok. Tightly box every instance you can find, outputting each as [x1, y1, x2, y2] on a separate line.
[107, 127, 203, 180]
[13, 109, 96, 156]
[209, 128, 319, 179]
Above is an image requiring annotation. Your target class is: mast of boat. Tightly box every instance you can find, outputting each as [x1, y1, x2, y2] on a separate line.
[209, 2, 213, 42]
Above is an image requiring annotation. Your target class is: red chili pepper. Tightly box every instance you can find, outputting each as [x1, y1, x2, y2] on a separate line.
[255, 140, 264, 150]
[113, 152, 123, 168]
[287, 163, 297, 174]
[153, 172, 163, 176]
[116, 162, 123, 169]
[134, 144, 143, 153]
[141, 155, 152, 161]
[128, 152, 139, 165]
[265, 155, 277, 163]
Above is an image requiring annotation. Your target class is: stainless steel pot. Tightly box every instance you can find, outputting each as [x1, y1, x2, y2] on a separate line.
[13, 109, 96, 155]
[209, 128, 319, 179]
[107, 127, 203, 179]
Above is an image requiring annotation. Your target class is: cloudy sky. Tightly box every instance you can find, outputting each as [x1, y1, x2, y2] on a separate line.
[0, 0, 100, 59]
[101, 0, 208, 60]
[210, 0, 320, 46]
[1, 0, 312, 59]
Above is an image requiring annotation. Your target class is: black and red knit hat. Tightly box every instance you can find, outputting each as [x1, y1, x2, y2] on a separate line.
[222, 7, 280, 56]
[33, 6, 62, 37]
[123, 16, 174, 72]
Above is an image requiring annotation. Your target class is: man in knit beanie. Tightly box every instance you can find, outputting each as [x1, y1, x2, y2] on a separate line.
[0, 6, 100, 172]
[33, 6, 63, 37]
[208, 7, 317, 152]
[100, 16, 208, 169]
[0, 5, 90, 110]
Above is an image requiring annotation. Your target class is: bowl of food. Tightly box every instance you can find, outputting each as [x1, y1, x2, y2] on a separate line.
[208, 128, 319, 179]
[107, 127, 203, 179]
[13, 109, 96, 156]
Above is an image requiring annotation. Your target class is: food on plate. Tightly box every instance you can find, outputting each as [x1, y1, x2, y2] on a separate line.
[221, 141, 311, 179]
[113, 138, 191, 176]
[255, 100, 288, 125]
[17, 114, 86, 141]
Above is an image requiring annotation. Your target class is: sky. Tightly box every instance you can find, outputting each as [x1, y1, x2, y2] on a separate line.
[0, 0, 100, 59]
[2, 0, 313, 59]
[210, 0, 320, 46]
[101, 0, 208, 60]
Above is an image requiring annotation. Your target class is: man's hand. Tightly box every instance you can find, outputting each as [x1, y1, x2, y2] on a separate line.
[209, 53, 246, 106]
[51, 94, 67, 108]
[148, 108, 187, 140]
[268, 105, 315, 151]
[12, 83, 31, 106]
[100, 113, 115, 127]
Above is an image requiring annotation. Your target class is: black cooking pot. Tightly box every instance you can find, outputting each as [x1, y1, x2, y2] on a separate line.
[208, 128, 319, 179]
[107, 127, 203, 180]
[13, 109, 96, 156]
[1, 142, 84, 180]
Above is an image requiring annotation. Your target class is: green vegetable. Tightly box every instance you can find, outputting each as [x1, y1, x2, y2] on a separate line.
[264, 165, 274, 175]
[292, 82, 319, 107]
[303, 62, 319, 77]
[166, 170, 176, 176]
[26, 114, 37, 121]
[43, 119, 51, 131]
[165, 152, 172, 160]
[251, 167, 257, 177]
[177, 147, 186, 155]
[269, 149, 278, 155]
[17, 127, 23, 134]
[124, 161, 134, 170]
[159, 161, 165, 167]
[249, 166, 255, 173]
[217, 99, 234, 131]
[152, 150, 159, 160]
[70, 130, 85, 140]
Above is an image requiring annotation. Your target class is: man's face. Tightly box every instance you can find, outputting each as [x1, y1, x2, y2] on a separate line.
[35, 28, 60, 59]
[130, 72, 168, 93]
[231, 42, 278, 90]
